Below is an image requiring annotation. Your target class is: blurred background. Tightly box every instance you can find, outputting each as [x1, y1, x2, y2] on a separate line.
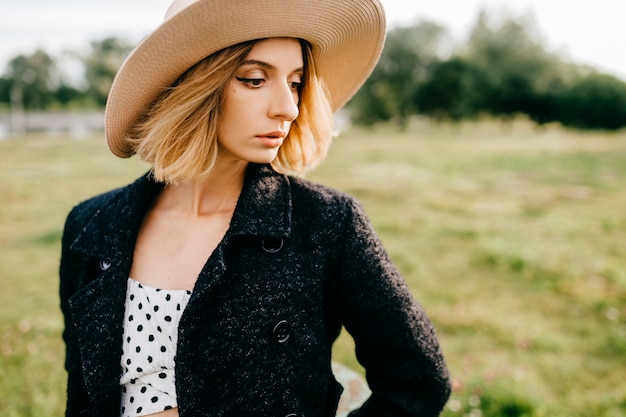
[1, 0, 626, 134]
[1, 1, 625, 417]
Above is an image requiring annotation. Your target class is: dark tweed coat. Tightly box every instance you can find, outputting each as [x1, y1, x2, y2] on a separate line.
[60, 163, 451, 417]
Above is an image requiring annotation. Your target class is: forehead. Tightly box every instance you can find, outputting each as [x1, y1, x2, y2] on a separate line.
[245, 38, 304, 68]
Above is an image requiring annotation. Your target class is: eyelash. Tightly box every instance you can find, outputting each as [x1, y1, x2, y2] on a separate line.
[236, 77, 303, 91]
[236, 77, 264, 87]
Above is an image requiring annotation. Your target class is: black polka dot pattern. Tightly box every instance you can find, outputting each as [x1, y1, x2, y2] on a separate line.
[120, 278, 192, 416]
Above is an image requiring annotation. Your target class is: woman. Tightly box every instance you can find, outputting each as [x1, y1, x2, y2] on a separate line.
[59, 0, 451, 416]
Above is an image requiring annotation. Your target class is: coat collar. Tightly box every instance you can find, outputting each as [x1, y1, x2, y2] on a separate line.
[70, 163, 293, 264]
[229, 163, 292, 238]
[69, 171, 162, 271]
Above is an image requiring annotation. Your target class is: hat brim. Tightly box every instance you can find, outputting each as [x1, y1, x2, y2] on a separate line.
[105, 0, 386, 157]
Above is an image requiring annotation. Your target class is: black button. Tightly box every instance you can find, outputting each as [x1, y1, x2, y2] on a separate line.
[79, 410, 92, 417]
[99, 259, 111, 271]
[285, 414, 298, 417]
[261, 238, 283, 253]
[272, 320, 291, 343]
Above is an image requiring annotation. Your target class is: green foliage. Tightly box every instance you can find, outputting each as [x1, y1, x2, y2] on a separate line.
[446, 381, 537, 417]
[0, 37, 133, 110]
[463, 9, 562, 114]
[1, 125, 626, 416]
[0, 133, 149, 417]
[1, 49, 59, 110]
[347, 9, 626, 130]
[319, 122, 626, 417]
[414, 57, 481, 121]
[557, 72, 626, 130]
[349, 20, 451, 127]
[83, 37, 134, 106]
[2, 9, 626, 129]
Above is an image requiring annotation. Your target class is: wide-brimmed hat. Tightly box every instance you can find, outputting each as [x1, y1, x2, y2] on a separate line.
[104, 0, 386, 158]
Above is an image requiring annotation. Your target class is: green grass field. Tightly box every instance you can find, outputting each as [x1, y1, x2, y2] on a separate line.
[1, 120, 625, 416]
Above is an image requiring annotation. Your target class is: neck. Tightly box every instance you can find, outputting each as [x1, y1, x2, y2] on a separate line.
[158, 161, 248, 217]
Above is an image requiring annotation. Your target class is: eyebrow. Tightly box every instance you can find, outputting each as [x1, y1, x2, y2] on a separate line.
[240, 59, 304, 73]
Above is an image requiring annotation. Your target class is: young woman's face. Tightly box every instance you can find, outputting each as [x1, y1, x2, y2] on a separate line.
[217, 37, 303, 165]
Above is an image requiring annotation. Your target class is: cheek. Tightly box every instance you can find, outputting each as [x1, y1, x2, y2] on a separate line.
[223, 89, 256, 122]
[221, 93, 243, 127]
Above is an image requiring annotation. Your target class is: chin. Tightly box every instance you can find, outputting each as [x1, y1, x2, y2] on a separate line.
[247, 151, 281, 164]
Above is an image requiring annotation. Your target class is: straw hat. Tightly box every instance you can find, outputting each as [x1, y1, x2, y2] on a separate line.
[104, 0, 386, 157]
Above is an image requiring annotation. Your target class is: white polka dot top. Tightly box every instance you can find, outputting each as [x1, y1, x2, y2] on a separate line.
[120, 278, 192, 417]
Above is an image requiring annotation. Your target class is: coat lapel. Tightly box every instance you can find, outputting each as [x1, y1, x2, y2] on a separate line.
[229, 163, 292, 238]
[191, 164, 293, 297]
[68, 172, 162, 415]
[69, 271, 128, 416]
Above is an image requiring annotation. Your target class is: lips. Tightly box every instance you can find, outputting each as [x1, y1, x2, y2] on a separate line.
[258, 131, 287, 139]
[256, 131, 286, 148]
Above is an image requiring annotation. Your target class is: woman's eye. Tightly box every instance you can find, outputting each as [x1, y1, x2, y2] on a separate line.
[236, 77, 265, 88]
[290, 81, 303, 90]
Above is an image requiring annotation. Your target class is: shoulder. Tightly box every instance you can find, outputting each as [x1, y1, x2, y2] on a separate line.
[64, 183, 126, 230]
[62, 187, 122, 244]
[288, 175, 360, 212]
[62, 172, 154, 243]
[286, 175, 370, 230]
[67, 187, 123, 222]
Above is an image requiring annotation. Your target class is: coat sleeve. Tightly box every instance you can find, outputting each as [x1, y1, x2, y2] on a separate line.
[59, 204, 93, 417]
[335, 197, 451, 417]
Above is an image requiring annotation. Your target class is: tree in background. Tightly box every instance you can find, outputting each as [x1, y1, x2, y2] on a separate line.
[2, 11, 626, 130]
[349, 20, 453, 127]
[558, 72, 626, 130]
[0, 37, 132, 110]
[358, 8, 626, 130]
[413, 56, 483, 121]
[83, 37, 133, 106]
[1, 49, 59, 110]
[461, 10, 567, 122]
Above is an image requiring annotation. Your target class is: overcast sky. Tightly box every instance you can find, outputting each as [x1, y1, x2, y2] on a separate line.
[1, 0, 625, 80]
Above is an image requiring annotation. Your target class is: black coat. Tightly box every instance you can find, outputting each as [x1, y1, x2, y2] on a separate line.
[60, 163, 451, 417]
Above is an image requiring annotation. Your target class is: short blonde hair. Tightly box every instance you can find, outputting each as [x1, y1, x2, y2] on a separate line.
[126, 39, 334, 184]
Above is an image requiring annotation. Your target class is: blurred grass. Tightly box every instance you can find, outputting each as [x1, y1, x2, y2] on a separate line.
[0, 133, 149, 417]
[1, 120, 625, 416]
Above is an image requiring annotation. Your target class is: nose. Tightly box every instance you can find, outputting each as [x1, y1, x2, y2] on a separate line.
[269, 81, 299, 122]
